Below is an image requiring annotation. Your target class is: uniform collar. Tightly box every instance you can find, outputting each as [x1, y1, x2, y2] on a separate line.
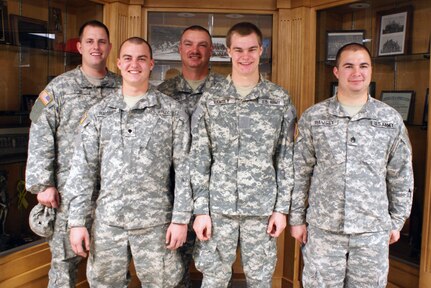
[225, 74, 268, 101]
[107, 86, 160, 110]
[328, 95, 379, 120]
[76, 65, 120, 88]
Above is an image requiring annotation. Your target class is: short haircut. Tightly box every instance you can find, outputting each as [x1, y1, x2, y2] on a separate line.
[226, 22, 262, 48]
[78, 20, 110, 41]
[180, 25, 212, 45]
[118, 37, 153, 59]
[335, 43, 372, 67]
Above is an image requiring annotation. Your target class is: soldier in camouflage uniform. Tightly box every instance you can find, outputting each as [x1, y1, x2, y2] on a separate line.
[290, 43, 414, 287]
[67, 37, 191, 287]
[190, 22, 296, 288]
[158, 25, 225, 288]
[25, 20, 120, 287]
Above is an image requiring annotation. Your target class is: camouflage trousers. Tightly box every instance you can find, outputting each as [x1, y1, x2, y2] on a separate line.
[47, 208, 81, 288]
[175, 219, 195, 288]
[194, 213, 277, 288]
[87, 221, 184, 288]
[302, 225, 390, 288]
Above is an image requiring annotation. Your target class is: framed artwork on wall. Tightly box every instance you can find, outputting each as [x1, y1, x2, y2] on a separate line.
[149, 25, 185, 61]
[381, 90, 415, 123]
[10, 14, 51, 50]
[326, 30, 364, 61]
[210, 37, 229, 62]
[0, 2, 10, 44]
[376, 6, 412, 56]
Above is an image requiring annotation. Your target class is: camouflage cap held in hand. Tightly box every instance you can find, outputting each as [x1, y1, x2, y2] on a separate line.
[29, 203, 56, 237]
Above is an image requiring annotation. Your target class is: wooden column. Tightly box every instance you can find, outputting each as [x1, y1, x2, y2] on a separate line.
[276, 3, 316, 288]
[419, 58, 431, 287]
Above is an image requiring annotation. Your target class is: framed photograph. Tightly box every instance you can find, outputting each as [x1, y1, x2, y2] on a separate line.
[330, 81, 376, 97]
[381, 90, 415, 123]
[149, 25, 185, 61]
[424, 88, 429, 126]
[376, 6, 412, 56]
[326, 30, 364, 61]
[48, 7, 63, 33]
[10, 14, 51, 49]
[0, 2, 10, 44]
[261, 38, 272, 60]
[211, 37, 229, 62]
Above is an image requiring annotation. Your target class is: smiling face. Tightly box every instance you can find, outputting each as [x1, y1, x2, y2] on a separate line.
[227, 32, 262, 78]
[179, 29, 212, 72]
[333, 48, 372, 97]
[117, 40, 154, 90]
[77, 25, 111, 72]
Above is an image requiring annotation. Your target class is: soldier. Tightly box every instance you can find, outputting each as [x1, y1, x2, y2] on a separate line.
[25, 20, 120, 287]
[67, 37, 191, 287]
[289, 43, 413, 287]
[158, 25, 225, 288]
[190, 22, 296, 287]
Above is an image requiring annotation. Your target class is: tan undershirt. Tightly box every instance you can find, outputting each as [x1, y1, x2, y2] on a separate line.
[123, 93, 147, 109]
[340, 103, 364, 116]
[186, 78, 206, 92]
[80, 67, 103, 86]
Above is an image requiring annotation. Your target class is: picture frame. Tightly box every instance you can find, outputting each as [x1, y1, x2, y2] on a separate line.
[376, 6, 412, 56]
[381, 90, 415, 123]
[48, 7, 63, 33]
[0, 2, 10, 44]
[423, 88, 429, 126]
[330, 81, 376, 98]
[326, 30, 364, 61]
[149, 25, 185, 61]
[10, 14, 51, 49]
[210, 37, 230, 62]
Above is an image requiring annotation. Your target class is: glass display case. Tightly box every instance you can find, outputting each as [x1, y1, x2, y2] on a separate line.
[146, 11, 273, 86]
[0, 0, 103, 255]
[315, 0, 430, 266]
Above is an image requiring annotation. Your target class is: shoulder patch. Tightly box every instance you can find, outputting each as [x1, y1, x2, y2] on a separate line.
[38, 90, 53, 106]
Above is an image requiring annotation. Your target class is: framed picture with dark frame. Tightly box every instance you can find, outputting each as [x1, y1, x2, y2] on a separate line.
[0, 2, 10, 44]
[424, 88, 429, 126]
[330, 81, 376, 98]
[10, 14, 51, 49]
[22, 94, 38, 112]
[376, 6, 412, 56]
[326, 30, 365, 61]
[381, 90, 415, 123]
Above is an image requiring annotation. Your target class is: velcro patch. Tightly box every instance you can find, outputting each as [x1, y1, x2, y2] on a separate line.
[371, 120, 395, 129]
[312, 120, 337, 126]
[208, 98, 236, 105]
[39, 90, 53, 106]
[258, 98, 284, 106]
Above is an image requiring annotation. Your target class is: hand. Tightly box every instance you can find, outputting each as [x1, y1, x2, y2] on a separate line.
[70, 227, 90, 258]
[37, 186, 60, 208]
[290, 224, 307, 244]
[389, 230, 400, 244]
[267, 212, 287, 238]
[166, 223, 187, 250]
[193, 215, 212, 241]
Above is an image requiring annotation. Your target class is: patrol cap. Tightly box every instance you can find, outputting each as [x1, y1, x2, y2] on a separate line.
[29, 203, 56, 237]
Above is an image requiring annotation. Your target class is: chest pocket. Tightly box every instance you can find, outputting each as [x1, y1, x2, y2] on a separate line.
[137, 110, 173, 164]
[207, 99, 238, 150]
[311, 120, 345, 165]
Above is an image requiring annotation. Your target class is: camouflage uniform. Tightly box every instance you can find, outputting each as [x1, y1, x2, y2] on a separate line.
[25, 66, 120, 288]
[290, 96, 414, 287]
[190, 77, 296, 287]
[66, 87, 191, 287]
[158, 72, 225, 288]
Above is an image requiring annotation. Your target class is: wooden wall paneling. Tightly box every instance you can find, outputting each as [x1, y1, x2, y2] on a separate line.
[103, 2, 130, 72]
[420, 57, 431, 288]
[143, 0, 277, 11]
